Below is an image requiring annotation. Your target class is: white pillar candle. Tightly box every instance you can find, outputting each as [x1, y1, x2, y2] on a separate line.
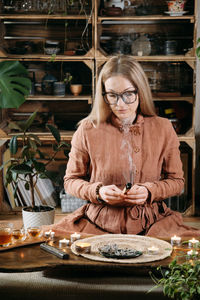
[147, 246, 159, 255]
[70, 232, 81, 243]
[59, 238, 70, 248]
[171, 235, 181, 246]
[188, 238, 199, 248]
[187, 250, 198, 257]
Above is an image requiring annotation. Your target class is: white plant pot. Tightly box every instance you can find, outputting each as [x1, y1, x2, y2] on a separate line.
[22, 206, 55, 230]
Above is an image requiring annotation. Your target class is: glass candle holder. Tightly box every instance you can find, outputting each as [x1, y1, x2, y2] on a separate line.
[12, 228, 26, 242]
[0, 222, 13, 247]
[70, 232, 81, 243]
[188, 238, 199, 248]
[171, 235, 181, 246]
[27, 227, 42, 238]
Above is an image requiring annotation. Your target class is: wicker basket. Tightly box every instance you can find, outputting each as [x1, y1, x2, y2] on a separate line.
[60, 190, 86, 213]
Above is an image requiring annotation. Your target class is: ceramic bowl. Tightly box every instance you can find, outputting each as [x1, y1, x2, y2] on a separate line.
[70, 84, 83, 96]
[44, 47, 60, 55]
[166, 0, 185, 12]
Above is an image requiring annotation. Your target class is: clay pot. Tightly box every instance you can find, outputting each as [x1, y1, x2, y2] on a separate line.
[70, 84, 82, 96]
[101, 6, 123, 16]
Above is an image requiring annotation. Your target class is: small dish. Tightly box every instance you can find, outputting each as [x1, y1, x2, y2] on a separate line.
[44, 47, 60, 55]
[164, 11, 188, 16]
[64, 50, 76, 56]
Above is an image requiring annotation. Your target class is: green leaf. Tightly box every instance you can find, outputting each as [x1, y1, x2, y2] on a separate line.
[28, 134, 41, 145]
[9, 136, 18, 154]
[8, 122, 25, 131]
[11, 164, 33, 174]
[0, 61, 31, 108]
[32, 160, 45, 173]
[196, 47, 200, 59]
[27, 137, 37, 150]
[36, 149, 46, 159]
[46, 124, 60, 143]
[23, 111, 37, 131]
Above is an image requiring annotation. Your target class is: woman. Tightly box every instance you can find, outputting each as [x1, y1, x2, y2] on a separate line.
[45, 55, 199, 238]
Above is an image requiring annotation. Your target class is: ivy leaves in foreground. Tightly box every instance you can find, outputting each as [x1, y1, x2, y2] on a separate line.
[149, 257, 200, 300]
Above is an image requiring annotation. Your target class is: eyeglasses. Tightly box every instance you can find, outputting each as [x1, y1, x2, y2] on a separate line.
[102, 89, 138, 105]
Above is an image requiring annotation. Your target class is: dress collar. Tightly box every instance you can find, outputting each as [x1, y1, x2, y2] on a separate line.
[110, 113, 144, 133]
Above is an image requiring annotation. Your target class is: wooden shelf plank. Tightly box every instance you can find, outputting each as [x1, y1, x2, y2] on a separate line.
[0, 54, 94, 61]
[28, 95, 92, 103]
[98, 15, 195, 23]
[0, 14, 92, 21]
[95, 55, 196, 62]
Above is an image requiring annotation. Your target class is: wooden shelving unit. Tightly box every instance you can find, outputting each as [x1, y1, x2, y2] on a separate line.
[0, 0, 198, 214]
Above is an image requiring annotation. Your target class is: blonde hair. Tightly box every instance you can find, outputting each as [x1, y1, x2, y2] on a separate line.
[82, 55, 155, 126]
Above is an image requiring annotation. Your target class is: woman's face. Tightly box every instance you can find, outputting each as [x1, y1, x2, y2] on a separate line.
[104, 75, 139, 123]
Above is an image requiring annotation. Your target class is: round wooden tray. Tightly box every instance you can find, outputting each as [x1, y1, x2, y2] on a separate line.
[71, 234, 173, 264]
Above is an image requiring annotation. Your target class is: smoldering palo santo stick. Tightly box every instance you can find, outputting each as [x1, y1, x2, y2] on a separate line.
[123, 182, 132, 194]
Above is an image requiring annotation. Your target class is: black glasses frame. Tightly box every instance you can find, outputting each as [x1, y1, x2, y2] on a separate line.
[102, 89, 138, 105]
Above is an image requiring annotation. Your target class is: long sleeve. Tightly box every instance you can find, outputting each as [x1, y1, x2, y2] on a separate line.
[64, 122, 102, 204]
[139, 119, 184, 203]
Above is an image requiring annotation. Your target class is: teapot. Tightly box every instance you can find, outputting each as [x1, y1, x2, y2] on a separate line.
[104, 0, 131, 10]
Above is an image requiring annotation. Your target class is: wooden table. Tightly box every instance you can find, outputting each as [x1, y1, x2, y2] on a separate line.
[0, 235, 189, 274]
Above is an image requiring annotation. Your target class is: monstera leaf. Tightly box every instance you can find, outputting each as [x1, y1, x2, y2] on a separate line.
[0, 61, 31, 108]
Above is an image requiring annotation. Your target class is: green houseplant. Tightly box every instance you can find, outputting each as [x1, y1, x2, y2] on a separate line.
[0, 60, 31, 108]
[0, 60, 70, 228]
[1, 111, 70, 228]
[149, 243, 200, 300]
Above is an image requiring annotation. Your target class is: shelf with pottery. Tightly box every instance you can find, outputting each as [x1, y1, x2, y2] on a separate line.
[28, 95, 92, 104]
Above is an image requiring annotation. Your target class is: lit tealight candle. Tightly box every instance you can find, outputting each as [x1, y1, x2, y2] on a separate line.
[147, 246, 159, 255]
[187, 249, 198, 257]
[171, 235, 181, 246]
[44, 230, 52, 239]
[70, 232, 81, 243]
[75, 242, 91, 253]
[50, 231, 55, 240]
[59, 238, 70, 248]
[44, 230, 55, 241]
[188, 238, 199, 248]
[137, 50, 143, 56]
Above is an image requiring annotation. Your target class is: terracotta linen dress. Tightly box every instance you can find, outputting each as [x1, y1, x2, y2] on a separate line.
[44, 114, 200, 238]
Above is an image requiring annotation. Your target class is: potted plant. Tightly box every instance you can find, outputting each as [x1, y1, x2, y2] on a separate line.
[0, 60, 31, 108]
[149, 244, 200, 300]
[1, 111, 70, 229]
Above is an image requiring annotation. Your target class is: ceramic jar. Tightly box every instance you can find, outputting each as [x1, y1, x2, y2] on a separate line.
[104, 0, 131, 10]
[166, 0, 186, 12]
[53, 81, 65, 97]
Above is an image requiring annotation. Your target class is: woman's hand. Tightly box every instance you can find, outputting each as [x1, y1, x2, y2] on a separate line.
[99, 185, 126, 206]
[123, 184, 149, 205]
[99, 184, 149, 206]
